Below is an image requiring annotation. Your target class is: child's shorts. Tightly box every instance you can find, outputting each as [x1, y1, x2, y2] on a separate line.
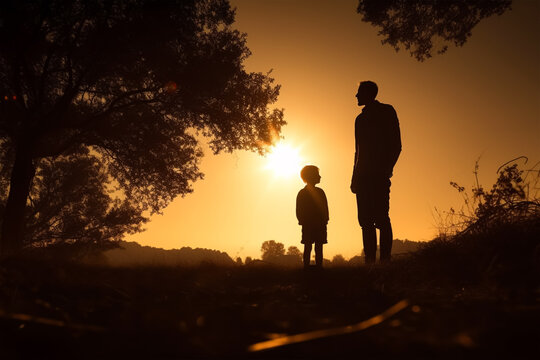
[301, 225, 327, 245]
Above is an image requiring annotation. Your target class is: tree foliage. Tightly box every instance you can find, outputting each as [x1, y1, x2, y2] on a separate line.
[357, 0, 512, 61]
[260, 240, 285, 262]
[0, 0, 285, 254]
[27, 149, 146, 247]
[331, 254, 347, 266]
[286, 245, 302, 259]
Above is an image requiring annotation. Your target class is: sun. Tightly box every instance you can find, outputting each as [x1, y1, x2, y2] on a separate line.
[264, 141, 303, 178]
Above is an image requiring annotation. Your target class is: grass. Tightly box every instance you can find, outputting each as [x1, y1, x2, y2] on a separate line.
[0, 218, 538, 359]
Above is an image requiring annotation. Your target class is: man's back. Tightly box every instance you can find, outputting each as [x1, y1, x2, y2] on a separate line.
[353, 100, 401, 180]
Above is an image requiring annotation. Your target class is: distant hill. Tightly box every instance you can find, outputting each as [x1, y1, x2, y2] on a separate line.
[98, 241, 235, 267]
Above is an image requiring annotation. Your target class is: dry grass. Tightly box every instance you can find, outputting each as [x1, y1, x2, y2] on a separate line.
[0, 219, 538, 359]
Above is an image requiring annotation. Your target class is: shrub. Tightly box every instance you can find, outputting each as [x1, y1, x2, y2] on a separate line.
[436, 157, 540, 237]
[417, 157, 540, 290]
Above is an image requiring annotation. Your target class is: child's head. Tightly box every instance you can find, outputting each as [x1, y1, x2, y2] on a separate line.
[300, 165, 321, 185]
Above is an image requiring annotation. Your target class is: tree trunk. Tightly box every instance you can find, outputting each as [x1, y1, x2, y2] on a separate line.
[0, 145, 35, 257]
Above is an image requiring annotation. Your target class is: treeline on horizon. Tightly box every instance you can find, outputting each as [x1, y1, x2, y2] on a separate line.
[75, 238, 423, 268]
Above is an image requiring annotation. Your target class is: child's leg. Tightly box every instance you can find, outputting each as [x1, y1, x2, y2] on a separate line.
[303, 244, 312, 267]
[315, 243, 323, 267]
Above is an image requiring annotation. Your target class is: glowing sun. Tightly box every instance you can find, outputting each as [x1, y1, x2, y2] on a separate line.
[264, 142, 303, 178]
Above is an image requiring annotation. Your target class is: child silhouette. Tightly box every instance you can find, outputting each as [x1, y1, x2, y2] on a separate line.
[296, 165, 329, 268]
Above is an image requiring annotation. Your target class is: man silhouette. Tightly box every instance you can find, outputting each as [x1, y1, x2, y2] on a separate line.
[351, 81, 401, 263]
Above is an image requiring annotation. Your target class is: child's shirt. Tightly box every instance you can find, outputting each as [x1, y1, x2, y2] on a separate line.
[296, 185, 329, 227]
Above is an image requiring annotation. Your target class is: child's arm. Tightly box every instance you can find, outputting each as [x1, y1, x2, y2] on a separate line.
[296, 191, 304, 225]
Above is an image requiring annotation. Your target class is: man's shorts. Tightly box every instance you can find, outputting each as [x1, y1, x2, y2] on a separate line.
[355, 177, 391, 229]
[301, 225, 328, 245]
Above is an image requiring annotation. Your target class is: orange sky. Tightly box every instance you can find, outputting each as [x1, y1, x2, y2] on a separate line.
[126, 0, 540, 260]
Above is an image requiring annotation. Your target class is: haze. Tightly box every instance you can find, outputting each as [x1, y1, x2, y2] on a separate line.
[126, 0, 540, 260]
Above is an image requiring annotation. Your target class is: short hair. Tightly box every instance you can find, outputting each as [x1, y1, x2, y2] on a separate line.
[300, 165, 319, 183]
[359, 81, 378, 100]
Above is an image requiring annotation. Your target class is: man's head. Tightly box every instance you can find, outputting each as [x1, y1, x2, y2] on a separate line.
[300, 165, 321, 185]
[356, 81, 378, 106]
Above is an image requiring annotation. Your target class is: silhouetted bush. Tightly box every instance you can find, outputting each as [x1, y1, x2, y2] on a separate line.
[409, 158, 540, 290]
[408, 217, 539, 292]
[436, 158, 540, 237]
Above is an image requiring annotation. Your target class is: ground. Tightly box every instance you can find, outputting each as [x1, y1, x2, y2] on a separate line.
[0, 254, 537, 359]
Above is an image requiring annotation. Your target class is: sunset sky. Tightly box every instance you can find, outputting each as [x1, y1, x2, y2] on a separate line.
[126, 0, 540, 260]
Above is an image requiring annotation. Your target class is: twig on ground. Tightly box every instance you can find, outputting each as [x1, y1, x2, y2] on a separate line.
[0, 309, 105, 332]
[248, 299, 409, 352]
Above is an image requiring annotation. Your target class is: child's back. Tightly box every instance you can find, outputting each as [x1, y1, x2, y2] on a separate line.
[296, 165, 329, 268]
[296, 185, 329, 228]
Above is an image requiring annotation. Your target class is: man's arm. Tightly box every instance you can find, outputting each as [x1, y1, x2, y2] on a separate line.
[387, 107, 402, 173]
[351, 117, 360, 193]
[378, 106, 401, 177]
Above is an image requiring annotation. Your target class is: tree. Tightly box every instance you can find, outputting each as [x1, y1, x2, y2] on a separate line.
[286, 245, 302, 259]
[0, 0, 285, 255]
[0, 146, 146, 257]
[357, 0, 512, 61]
[260, 240, 285, 262]
[25, 150, 146, 251]
[331, 254, 347, 266]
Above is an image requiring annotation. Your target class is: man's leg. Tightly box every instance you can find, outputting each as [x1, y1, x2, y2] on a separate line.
[357, 191, 376, 264]
[362, 225, 377, 263]
[379, 220, 393, 262]
[376, 178, 393, 263]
